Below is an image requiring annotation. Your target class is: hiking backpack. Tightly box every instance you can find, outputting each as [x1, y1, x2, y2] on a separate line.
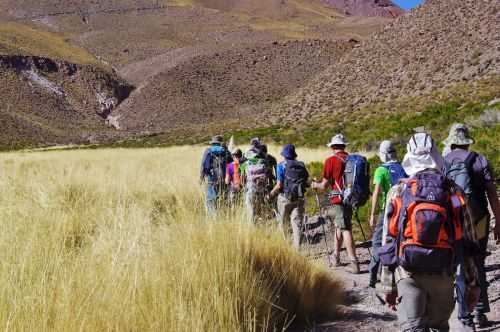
[445, 152, 477, 195]
[380, 170, 464, 273]
[382, 162, 408, 186]
[445, 151, 487, 222]
[203, 146, 227, 187]
[283, 160, 309, 201]
[246, 160, 269, 193]
[342, 155, 370, 208]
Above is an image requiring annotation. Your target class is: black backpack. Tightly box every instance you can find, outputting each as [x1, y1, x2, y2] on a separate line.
[283, 160, 309, 201]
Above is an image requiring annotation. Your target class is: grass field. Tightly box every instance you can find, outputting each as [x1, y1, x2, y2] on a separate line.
[0, 146, 341, 331]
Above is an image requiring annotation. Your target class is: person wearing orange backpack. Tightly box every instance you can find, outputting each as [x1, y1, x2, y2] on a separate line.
[225, 149, 244, 206]
[378, 133, 479, 332]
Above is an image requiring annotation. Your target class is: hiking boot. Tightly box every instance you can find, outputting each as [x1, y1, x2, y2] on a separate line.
[459, 317, 477, 332]
[348, 260, 360, 274]
[474, 313, 489, 328]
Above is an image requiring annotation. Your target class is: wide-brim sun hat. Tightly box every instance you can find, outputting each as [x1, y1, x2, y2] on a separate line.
[402, 132, 444, 176]
[443, 123, 475, 146]
[326, 134, 349, 147]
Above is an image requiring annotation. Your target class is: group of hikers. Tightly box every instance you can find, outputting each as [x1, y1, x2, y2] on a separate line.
[200, 123, 500, 332]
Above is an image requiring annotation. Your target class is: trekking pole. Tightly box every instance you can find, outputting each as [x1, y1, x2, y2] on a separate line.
[272, 208, 287, 241]
[354, 208, 372, 258]
[314, 190, 333, 267]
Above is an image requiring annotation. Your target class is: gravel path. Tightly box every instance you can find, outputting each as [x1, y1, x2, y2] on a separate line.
[296, 219, 500, 331]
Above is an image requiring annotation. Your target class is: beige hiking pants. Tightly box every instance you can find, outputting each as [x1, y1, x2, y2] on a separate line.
[277, 194, 305, 249]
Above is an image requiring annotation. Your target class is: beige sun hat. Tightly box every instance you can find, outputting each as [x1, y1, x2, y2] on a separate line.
[326, 133, 349, 147]
[443, 123, 474, 146]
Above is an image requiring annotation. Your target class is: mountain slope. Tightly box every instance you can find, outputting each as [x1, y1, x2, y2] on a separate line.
[0, 23, 133, 149]
[272, 0, 500, 124]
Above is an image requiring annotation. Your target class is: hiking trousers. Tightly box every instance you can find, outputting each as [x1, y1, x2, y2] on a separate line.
[397, 272, 454, 332]
[245, 189, 266, 222]
[368, 213, 384, 285]
[456, 228, 491, 320]
[277, 195, 304, 249]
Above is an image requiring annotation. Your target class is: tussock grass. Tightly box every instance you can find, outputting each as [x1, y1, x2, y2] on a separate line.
[0, 146, 341, 331]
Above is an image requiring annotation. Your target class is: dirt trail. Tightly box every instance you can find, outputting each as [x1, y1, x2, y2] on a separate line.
[297, 220, 500, 331]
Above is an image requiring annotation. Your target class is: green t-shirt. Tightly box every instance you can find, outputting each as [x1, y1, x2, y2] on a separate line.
[373, 166, 391, 211]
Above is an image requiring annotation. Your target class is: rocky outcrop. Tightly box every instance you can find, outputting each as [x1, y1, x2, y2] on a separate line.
[274, 0, 500, 123]
[0, 55, 133, 148]
[321, 0, 404, 17]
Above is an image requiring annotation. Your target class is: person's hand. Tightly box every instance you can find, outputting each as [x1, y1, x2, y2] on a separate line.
[384, 291, 398, 311]
[369, 215, 376, 230]
[199, 177, 205, 185]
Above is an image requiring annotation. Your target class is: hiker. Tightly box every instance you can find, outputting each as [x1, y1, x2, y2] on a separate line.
[443, 123, 500, 330]
[312, 134, 360, 274]
[200, 135, 228, 215]
[367, 140, 407, 288]
[379, 132, 480, 332]
[225, 148, 244, 206]
[268, 144, 309, 248]
[261, 144, 278, 188]
[242, 149, 271, 222]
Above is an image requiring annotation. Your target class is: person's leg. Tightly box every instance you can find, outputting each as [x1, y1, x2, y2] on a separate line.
[290, 199, 305, 249]
[368, 213, 384, 286]
[245, 189, 256, 222]
[425, 274, 455, 332]
[397, 276, 428, 332]
[474, 234, 490, 326]
[341, 205, 358, 262]
[325, 206, 342, 264]
[206, 182, 217, 216]
[277, 195, 293, 239]
[455, 262, 474, 328]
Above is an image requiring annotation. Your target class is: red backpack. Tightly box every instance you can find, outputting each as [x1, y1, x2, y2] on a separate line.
[383, 170, 464, 273]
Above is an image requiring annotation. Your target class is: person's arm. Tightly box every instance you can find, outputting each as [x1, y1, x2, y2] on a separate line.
[485, 182, 500, 241]
[200, 149, 209, 182]
[369, 183, 382, 229]
[225, 166, 231, 186]
[312, 178, 330, 191]
[269, 181, 283, 198]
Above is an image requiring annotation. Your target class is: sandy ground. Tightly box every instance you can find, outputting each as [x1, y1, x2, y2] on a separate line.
[295, 219, 500, 331]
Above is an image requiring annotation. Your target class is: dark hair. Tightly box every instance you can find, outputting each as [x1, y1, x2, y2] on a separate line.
[331, 144, 346, 150]
[232, 149, 243, 158]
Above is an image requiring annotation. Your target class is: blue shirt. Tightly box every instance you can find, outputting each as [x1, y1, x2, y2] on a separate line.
[276, 161, 286, 183]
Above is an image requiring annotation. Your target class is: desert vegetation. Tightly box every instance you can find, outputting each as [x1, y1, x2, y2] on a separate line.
[0, 146, 341, 331]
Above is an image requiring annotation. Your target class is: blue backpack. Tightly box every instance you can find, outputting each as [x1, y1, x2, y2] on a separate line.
[203, 146, 227, 185]
[342, 155, 370, 208]
[382, 162, 407, 186]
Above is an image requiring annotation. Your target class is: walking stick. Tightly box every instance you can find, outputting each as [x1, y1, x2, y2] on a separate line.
[314, 190, 333, 267]
[354, 208, 372, 258]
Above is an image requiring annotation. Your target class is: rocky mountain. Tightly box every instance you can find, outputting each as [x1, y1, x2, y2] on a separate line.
[111, 40, 357, 133]
[321, 0, 404, 18]
[272, 0, 500, 124]
[0, 23, 133, 149]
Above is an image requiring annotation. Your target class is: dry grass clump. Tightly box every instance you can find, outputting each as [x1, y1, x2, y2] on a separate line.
[0, 146, 341, 331]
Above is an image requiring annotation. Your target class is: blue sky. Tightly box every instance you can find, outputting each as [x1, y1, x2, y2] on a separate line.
[392, 0, 424, 10]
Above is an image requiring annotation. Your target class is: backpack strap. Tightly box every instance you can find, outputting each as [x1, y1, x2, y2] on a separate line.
[464, 151, 478, 174]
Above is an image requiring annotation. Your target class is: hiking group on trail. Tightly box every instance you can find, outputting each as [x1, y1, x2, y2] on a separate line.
[200, 123, 500, 332]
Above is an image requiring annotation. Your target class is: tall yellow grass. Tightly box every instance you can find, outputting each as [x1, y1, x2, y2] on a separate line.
[0, 146, 341, 331]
